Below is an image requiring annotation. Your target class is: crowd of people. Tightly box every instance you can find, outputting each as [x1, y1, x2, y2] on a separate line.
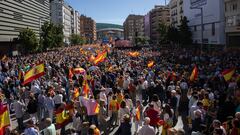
[0, 44, 240, 135]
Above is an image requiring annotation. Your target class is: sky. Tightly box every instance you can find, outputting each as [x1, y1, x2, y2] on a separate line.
[65, 0, 168, 25]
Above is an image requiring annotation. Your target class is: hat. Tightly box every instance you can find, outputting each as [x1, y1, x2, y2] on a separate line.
[171, 90, 176, 93]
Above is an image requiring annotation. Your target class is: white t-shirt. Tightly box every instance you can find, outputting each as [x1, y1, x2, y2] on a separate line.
[53, 94, 63, 104]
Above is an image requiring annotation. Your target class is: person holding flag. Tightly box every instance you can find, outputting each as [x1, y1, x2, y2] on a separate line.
[80, 95, 99, 127]
[134, 100, 143, 134]
[0, 98, 10, 135]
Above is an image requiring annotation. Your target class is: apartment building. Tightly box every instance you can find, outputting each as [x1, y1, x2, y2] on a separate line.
[123, 15, 144, 43]
[225, 0, 240, 46]
[0, 0, 50, 53]
[169, 0, 184, 27]
[183, 0, 225, 45]
[150, 5, 170, 44]
[80, 15, 97, 43]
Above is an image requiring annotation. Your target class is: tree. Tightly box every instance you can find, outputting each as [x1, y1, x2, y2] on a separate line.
[179, 16, 192, 45]
[70, 34, 86, 45]
[18, 28, 39, 54]
[40, 22, 64, 51]
[167, 26, 180, 45]
[53, 24, 64, 47]
[70, 34, 81, 45]
[157, 23, 168, 44]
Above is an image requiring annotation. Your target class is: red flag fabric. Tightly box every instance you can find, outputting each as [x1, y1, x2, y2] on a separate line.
[190, 66, 198, 81]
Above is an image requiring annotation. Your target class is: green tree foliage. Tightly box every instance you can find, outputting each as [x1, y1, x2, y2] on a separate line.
[167, 26, 180, 45]
[70, 34, 86, 45]
[40, 22, 64, 51]
[157, 23, 168, 44]
[135, 36, 148, 45]
[179, 16, 192, 45]
[18, 28, 39, 54]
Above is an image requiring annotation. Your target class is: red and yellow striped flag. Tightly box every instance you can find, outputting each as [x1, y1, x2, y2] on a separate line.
[222, 68, 235, 81]
[129, 51, 140, 57]
[190, 66, 198, 82]
[136, 106, 140, 121]
[0, 105, 10, 135]
[69, 68, 74, 80]
[82, 79, 90, 97]
[23, 63, 45, 85]
[94, 102, 100, 114]
[94, 51, 107, 65]
[74, 67, 86, 74]
[55, 108, 70, 129]
[147, 61, 154, 68]
[18, 70, 23, 80]
[73, 88, 80, 99]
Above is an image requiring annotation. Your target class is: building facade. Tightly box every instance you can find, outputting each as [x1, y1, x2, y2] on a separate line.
[169, 0, 184, 27]
[123, 15, 144, 44]
[50, 0, 74, 43]
[80, 15, 97, 43]
[150, 5, 170, 44]
[183, 0, 225, 45]
[0, 0, 50, 53]
[74, 11, 81, 34]
[97, 28, 124, 41]
[225, 0, 240, 46]
[144, 13, 151, 39]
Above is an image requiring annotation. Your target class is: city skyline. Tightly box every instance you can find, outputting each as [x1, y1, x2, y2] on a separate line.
[66, 0, 167, 25]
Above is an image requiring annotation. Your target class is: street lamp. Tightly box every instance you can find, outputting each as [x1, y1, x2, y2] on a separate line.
[191, 6, 203, 53]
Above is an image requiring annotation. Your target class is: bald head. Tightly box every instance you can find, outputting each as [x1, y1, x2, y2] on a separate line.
[144, 117, 151, 125]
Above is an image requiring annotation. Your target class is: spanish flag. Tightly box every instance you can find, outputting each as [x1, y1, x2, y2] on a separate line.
[55, 108, 70, 129]
[0, 105, 10, 135]
[23, 63, 45, 85]
[82, 79, 90, 97]
[222, 68, 235, 81]
[147, 61, 154, 68]
[94, 51, 107, 65]
[190, 66, 198, 82]
[136, 106, 140, 121]
[18, 70, 24, 80]
[68, 68, 74, 80]
[94, 102, 100, 114]
[73, 88, 80, 99]
[129, 51, 140, 57]
[74, 67, 86, 74]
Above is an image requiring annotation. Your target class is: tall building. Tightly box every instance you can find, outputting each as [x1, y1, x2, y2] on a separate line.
[0, 0, 50, 53]
[225, 0, 240, 46]
[50, 0, 75, 43]
[150, 5, 170, 44]
[123, 15, 144, 43]
[80, 15, 97, 43]
[144, 13, 151, 39]
[74, 11, 81, 34]
[183, 0, 225, 45]
[169, 0, 184, 27]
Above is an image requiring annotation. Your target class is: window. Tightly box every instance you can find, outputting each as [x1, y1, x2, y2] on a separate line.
[233, 3, 238, 11]
[194, 26, 197, 31]
[212, 23, 215, 36]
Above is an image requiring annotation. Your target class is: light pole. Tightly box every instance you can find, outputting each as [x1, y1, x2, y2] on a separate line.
[191, 7, 203, 53]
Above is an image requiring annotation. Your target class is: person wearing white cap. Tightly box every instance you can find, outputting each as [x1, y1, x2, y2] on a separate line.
[137, 117, 155, 135]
